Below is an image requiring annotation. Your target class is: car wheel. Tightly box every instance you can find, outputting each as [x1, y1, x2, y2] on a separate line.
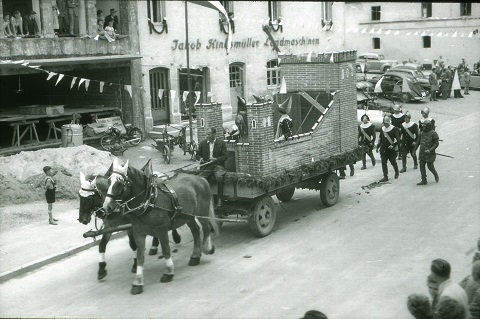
[383, 66, 391, 73]
[356, 65, 362, 72]
[400, 92, 410, 103]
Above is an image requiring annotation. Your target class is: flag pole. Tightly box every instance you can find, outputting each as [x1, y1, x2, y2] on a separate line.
[185, 1, 194, 144]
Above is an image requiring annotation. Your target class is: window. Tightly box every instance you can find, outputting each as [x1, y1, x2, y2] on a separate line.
[219, 1, 233, 14]
[229, 64, 242, 88]
[149, 0, 166, 23]
[371, 6, 381, 21]
[421, 3, 432, 18]
[373, 37, 380, 49]
[423, 36, 431, 48]
[268, 1, 281, 21]
[322, 2, 333, 21]
[219, 1, 234, 33]
[460, 3, 471, 16]
[266, 59, 280, 87]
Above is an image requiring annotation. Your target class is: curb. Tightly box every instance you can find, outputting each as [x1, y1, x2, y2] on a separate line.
[0, 231, 126, 284]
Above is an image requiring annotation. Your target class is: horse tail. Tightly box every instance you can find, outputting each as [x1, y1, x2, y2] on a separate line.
[208, 196, 219, 236]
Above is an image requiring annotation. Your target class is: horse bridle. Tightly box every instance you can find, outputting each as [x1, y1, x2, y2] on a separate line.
[106, 171, 132, 201]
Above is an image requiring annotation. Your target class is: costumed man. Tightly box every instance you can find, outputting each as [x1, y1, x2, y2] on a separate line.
[419, 107, 436, 132]
[445, 65, 453, 98]
[400, 111, 419, 173]
[415, 119, 439, 185]
[429, 67, 439, 102]
[358, 114, 376, 170]
[235, 96, 248, 141]
[275, 97, 293, 140]
[376, 115, 401, 182]
[196, 127, 228, 207]
[438, 62, 450, 100]
[391, 104, 405, 160]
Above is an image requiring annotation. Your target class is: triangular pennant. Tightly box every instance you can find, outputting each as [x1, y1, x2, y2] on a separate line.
[11, 60, 25, 64]
[437, 31, 443, 37]
[158, 89, 164, 100]
[394, 31, 400, 35]
[468, 31, 473, 38]
[194, 91, 201, 105]
[94, 35, 99, 41]
[452, 31, 458, 37]
[170, 90, 177, 104]
[85, 79, 90, 91]
[374, 77, 384, 93]
[70, 77, 77, 89]
[306, 51, 312, 62]
[29, 65, 41, 69]
[55, 74, 64, 86]
[385, 30, 391, 35]
[21, 62, 29, 66]
[377, 28, 382, 35]
[78, 78, 86, 89]
[329, 53, 335, 63]
[124, 85, 132, 97]
[451, 70, 461, 90]
[46, 72, 57, 81]
[369, 28, 375, 34]
[360, 62, 365, 73]
[402, 77, 411, 93]
[99, 81, 105, 93]
[405, 31, 411, 36]
[279, 77, 287, 94]
[361, 28, 367, 33]
[182, 91, 189, 102]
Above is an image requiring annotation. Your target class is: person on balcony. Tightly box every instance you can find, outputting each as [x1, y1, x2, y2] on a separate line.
[3, 13, 15, 38]
[67, 0, 80, 35]
[23, 11, 40, 37]
[56, 0, 69, 34]
[10, 11, 25, 36]
[104, 8, 118, 31]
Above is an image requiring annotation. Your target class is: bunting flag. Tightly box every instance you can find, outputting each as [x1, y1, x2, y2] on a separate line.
[306, 51, 313, 62]
[158, 89, 164, 100]
[21, 62, 29, 67]
[329, 53, 335, 63]
[78, 78, 86, 89]
[188, 1, 232, 55]
[70, 77, 77, 89]
[94, 35, 99, 41]
[46, 72, 57, 81]
[124, 85, 132, 97]
[207, 91, 213, 98]
[85, 79, 90, 91]
[402, 77, 411, 92]
[374, 77, 384, 93]
[360, 62, 365, 73]
[182, 91, 189, 102]
[279, 77, 287, 94]
[99, 81, 105, 93]
[55, 74, 64, 86]
[451, 70, 461, 90]
[170, 90, 177, 104]
[194, 91, 201, 104]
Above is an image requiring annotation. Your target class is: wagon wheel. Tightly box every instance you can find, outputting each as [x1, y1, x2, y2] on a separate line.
[128, 128, 143, 146]
[276, 186, 295, 202]
[248, 195, 276, 237]
[189, 141, 197, 161]
[100, 134, 115, 151]
[162, 145, 171, 164]
[319, 172, 340, 207]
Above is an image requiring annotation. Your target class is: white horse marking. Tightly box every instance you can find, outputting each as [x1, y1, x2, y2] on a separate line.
[136, 265, 144, 276]
[99, 253, 105, 263]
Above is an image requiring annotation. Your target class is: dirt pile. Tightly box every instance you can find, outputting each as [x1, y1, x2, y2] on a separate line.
[0, 146, 113, 205]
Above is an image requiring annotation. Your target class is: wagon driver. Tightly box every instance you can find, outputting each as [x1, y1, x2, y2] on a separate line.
[196, 127, 228, 208]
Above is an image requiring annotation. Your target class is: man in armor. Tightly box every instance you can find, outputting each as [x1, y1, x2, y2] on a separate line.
[391, 104, 405, 160]
[419, 107, 436, 132]
[415, 119, 439, 185]
[400, 111, 419, 173]
[376, 116, 400, 182]
[275, 97, 293, 140]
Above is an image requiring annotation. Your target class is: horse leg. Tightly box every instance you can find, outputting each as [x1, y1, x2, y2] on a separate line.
[98, 233, 111, 280]
[186, 218, 202, 266]
[127, 229, 138, 273]
[158, 230, 174, 283]
[131, 231, 146, 295]
[149, 236, 159, 255]
[201, 198, 217, 255]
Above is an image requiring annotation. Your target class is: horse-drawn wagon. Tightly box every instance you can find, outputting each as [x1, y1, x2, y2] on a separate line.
[183, 50, 363, 237]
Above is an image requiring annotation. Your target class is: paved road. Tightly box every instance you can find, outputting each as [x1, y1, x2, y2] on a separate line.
[0, 92, 479, 319]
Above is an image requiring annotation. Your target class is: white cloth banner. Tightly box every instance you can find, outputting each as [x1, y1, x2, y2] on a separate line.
[99, 81, 105, 93]
[46, 72, 57, 81]
[279, 77, 287, 94]
[124, 85, 132, 97]
[70, 77, 77, 89]
[158, 89, 164, 100]
[55, 74, 64, 86]
[170, 90, 177, 103]
[182, 91, 189, 102]
[85, 79, 90, 91]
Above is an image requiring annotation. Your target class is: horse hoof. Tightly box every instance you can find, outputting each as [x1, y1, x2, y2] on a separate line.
[148, 248, 158, 255]
[188, 257, 201, 266]
[98, 269, 107, 280]
[160, 274, 174, 283]
[131, 285, 143, 295]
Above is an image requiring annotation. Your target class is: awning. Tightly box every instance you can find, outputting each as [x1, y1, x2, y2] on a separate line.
[0, 55, 142, 75]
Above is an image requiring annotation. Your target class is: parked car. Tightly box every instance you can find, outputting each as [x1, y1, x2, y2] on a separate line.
[371, 68, 431, 94]
[356, 53, 398, 74]
[460, 72, 480, 89]
[368, 72, 428, 103]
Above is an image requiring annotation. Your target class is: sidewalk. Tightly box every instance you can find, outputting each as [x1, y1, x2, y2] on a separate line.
[0, 132, 207, 283]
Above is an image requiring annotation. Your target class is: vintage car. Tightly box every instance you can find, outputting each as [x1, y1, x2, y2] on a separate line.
[460, 71, 480, 89]
[356, 53, 398, 74]
[369, 72, 428, 103]
[371, 67, 431, 93]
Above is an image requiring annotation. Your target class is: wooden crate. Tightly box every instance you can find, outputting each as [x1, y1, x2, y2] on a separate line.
[20, 105, 65, 117]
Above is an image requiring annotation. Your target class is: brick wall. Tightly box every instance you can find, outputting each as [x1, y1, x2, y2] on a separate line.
[195, 102, 224, 141]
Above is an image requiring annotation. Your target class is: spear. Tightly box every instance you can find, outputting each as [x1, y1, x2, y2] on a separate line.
[435, 152, 454, 158]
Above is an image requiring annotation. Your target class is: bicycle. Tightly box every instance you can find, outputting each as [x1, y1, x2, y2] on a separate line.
[100, 123, 143, 153]
[152, 124, 197, 164]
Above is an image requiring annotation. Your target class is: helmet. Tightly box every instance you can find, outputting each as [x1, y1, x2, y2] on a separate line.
[405, 111, 411, 118]
[383, 116, 391, 124]
[421, 107, 430, 115]
[393, 104, 401, 112]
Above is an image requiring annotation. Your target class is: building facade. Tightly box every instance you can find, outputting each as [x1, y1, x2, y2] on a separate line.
[343, 2, 480, 68]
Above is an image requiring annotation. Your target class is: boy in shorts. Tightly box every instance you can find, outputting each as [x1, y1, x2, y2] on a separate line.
[43, 166, 58, 225]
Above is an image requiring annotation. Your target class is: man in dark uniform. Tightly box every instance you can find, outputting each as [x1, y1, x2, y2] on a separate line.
[419, 107, 436, 132]
[445, 65, 453, 98]
[104, 8, 119, 31]
[415, 120, 439, 185]
[376, 116, 401, 182]
[391, 104, 405, 160]
[400, 111, 419, 173]
[196, 127, 228, 207]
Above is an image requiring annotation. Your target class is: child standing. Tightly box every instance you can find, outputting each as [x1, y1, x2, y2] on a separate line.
[43, 166, 58, 225]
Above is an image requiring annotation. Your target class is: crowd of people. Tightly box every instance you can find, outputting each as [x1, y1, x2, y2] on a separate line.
[407, 240, 480, 319]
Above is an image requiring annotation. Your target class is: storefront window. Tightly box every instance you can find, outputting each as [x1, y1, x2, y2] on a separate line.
[267, 59, 280, 87]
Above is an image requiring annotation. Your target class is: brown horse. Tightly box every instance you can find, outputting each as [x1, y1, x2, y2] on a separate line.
[78, 172, 173, 280]
[99, 158, 218, 294]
